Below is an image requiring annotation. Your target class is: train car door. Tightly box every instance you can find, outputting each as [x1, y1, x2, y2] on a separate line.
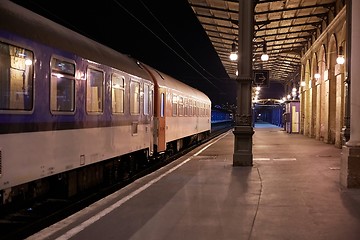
[144, 82, 154, 154]
[156, 89, 166, 152]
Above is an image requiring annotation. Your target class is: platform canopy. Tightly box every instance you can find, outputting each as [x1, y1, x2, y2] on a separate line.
[188, 0, 337, 87]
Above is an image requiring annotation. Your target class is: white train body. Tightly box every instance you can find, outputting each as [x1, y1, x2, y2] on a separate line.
[0, 1, 211, 205]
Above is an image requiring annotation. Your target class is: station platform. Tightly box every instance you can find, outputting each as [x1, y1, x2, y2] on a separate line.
[28, 123, 360, 240]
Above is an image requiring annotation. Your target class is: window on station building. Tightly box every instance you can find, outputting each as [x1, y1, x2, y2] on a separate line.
[86, 68, 104, 113]
[0, 41, 34, 111]
[130, 80, 140, 115]
[50, 58, 75, 113]
[111, 73, 125, 114]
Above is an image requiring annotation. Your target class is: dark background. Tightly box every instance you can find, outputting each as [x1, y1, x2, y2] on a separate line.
[11, 0, 238, 107]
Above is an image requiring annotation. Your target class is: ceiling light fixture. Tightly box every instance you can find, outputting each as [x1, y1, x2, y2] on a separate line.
[261, 42, 269, 61]
[336, 45, 345, 65]
[229, 42, 238, 61]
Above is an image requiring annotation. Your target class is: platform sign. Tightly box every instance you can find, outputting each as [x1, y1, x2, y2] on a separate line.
[253, 69, 270, 87]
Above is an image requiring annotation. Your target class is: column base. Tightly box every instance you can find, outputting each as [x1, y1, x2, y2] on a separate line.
[233, 126, 254, 166]
[340, 146, 360, 188]
[233, 152, 253, 166]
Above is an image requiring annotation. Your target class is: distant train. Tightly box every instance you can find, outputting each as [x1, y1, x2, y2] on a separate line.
[0, 1, 211, 206]
[211, 107, 234, 124]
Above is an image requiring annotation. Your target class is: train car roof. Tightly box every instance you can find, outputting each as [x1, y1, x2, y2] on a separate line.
[142, 63, 211, 104]
[0, 1, 151, 80]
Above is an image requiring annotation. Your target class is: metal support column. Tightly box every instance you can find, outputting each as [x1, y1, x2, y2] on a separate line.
[233, 0, 254, 166]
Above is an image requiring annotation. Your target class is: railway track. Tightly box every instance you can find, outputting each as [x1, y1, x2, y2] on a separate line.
[0, 123, 233, 240]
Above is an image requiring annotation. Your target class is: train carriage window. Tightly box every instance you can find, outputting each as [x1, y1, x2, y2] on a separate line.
[198, 103, 200, 116]
[149, 87, 153, 115]
[143, 83, 153, 115]
[178, 96, 184, 116]
[50, 58, 75, 113]
[198, 102, 201, 116]
[197, 102, 202, 116]
[184, 98, 188, 116]
[86, 68, 104, 113]
[188, 99, 193, 116]
[172, 94, 177, 116]
[200, 102, 204, 116]
[130, 80, 140, 115]
[160, 93, 164, 117]
[195, 101, 199, 116]
[0, 42, 34, 111]
[111, 73, 124, 113]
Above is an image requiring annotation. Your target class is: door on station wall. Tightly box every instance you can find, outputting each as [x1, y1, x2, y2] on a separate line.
[285, 101, 300, 133]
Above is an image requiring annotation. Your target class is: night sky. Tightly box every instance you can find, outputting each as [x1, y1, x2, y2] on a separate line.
[10, 0, 238, 106]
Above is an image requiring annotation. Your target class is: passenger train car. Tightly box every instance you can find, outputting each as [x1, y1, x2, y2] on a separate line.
[0, 1, 211, 206]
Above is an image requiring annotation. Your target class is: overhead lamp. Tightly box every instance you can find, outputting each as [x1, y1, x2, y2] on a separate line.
[314, 65, 320, 80]
[314, 59, 327, 80]
[25, 59, 33, 66]
[261, 42, 269, 61]
[229, 42, 238, 61]
[336, 46, 345, 65]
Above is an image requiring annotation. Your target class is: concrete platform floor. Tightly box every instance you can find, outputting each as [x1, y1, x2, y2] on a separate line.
[28, 124, 360, 240]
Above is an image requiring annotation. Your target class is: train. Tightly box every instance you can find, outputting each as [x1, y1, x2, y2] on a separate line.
[0, 1, 212, 207]
[211, 107, 234, 124]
